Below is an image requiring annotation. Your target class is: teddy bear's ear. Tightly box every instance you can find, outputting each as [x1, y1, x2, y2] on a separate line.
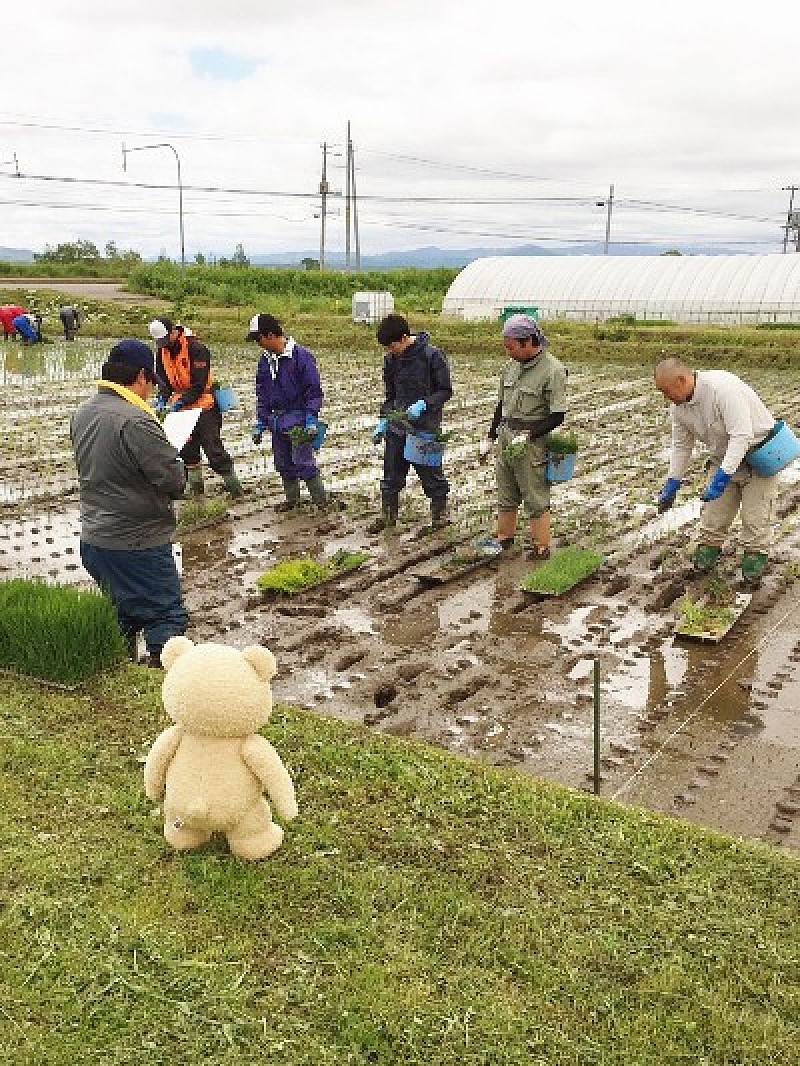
[161, 635, 194, 673]
[242, 644, 277, 682]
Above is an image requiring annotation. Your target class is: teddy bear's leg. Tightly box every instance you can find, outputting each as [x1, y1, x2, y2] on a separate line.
[227, 799, 283, 860]
[164, 813, 211, 851]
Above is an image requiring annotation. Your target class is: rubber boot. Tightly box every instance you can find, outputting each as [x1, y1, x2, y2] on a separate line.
[274, 477, 301, 512]
[305, 475, 328, 509]
[741, 551, 768, 585]
[693, 543, 721, 574]
[186, 466, 205, 497]
[223, 469, 244, 499]
[430, 496, 450, 530]
[366, 494, 399, 534]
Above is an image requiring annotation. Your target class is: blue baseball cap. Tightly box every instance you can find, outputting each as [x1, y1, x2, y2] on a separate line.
[108, 338, 155, 375]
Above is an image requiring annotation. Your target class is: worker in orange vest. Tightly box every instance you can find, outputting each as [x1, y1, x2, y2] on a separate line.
[149, 317, 243, 498]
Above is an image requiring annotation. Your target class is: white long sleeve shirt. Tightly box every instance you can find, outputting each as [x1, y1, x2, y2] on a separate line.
[668, 370, 775, 479]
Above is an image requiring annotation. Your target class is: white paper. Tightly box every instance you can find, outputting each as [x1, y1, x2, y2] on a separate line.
[163, 408, 202, 451]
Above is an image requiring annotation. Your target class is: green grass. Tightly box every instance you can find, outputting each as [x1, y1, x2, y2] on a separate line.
[256, 550, 369, 595]
[521, 547, 605, 594]
[0, 578, 126, 682]
[0, 667, 798, 1064]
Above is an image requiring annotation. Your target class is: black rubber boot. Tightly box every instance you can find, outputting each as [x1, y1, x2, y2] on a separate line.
[305, 475, 328, 508]
[186, 467, 205, 497]
[430, 497, 450, 529]
[274, 477, 301, 512]
[366, 494, 399, 534]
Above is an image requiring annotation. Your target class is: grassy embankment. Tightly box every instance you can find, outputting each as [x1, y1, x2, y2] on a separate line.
[3, 262, 800, 367]
[1, 666, 798, 1064]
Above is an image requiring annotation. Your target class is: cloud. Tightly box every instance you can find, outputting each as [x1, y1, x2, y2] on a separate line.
[189, 47, 263, 82]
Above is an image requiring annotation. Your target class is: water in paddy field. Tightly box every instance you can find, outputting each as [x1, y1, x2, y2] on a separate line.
[2, 338, 800, 847]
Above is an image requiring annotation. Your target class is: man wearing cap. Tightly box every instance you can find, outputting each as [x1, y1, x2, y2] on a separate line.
[70, 339, 189, 667]
[484, 314, 568, 559]
[148, 317, 242, 498]
[246, 313, 331, 511]
[369, 313, 453, 532]
[654, 357, 781, 584]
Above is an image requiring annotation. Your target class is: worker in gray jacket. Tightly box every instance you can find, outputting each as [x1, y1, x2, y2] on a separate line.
[70, 339, 188, 666]
[655, 357, 780, 584]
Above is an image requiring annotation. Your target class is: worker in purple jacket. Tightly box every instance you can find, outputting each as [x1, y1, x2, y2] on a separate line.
[247, 313, 331, 511]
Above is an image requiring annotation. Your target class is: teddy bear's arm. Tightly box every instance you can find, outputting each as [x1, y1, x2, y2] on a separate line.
[241, 736, 298, 821]
[143, 725, 183, 801]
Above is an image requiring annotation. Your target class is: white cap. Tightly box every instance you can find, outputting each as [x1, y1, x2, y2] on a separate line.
[148, 320, 169, 341]
[247, 314, 260, 338]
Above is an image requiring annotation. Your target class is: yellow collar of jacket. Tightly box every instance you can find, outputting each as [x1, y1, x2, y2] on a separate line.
[96, 380, 158, 420]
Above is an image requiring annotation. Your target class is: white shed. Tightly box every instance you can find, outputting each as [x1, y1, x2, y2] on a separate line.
[352, 291, 394, 325]
[442, 254, 800, 325]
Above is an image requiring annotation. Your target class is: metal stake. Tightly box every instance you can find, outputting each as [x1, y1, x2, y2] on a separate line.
[593, 657, 601, 795]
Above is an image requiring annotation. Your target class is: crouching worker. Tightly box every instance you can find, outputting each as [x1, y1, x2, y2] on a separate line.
[654, 357, 787, 584]
[369, 313, 453, 533]
[247, 313, 332, 511]
[149, 317, 243, 499]
[70, 339, 189, 667]
[483, 314, 567, 559]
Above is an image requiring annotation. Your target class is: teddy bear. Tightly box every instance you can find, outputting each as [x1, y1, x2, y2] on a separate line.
[143, 636, 298, 860]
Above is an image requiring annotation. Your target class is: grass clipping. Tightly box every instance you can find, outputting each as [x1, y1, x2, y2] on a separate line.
[0, 578, 127, 683]
[521, 546, 604, 595]
[256, 548, 369, 595]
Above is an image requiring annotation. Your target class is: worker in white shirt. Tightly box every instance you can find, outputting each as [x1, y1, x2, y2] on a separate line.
[654, 358, 780, 584]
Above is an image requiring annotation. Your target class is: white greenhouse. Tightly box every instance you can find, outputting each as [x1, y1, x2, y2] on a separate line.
[442, 254, 800, 325]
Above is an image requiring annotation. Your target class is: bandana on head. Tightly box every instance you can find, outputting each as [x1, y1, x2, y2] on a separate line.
[502, 313, 547, 346]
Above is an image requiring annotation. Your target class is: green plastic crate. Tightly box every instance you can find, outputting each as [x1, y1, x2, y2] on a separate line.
[499, 305, 539, 322]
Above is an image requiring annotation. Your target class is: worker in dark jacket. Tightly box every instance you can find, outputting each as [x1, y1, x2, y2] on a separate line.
[148, 317, 243, 498]
[369, 314, 453, 532]
[247, 313, 331, 511]
[59, 304, 81, 340]
[70, 339, 189, 667]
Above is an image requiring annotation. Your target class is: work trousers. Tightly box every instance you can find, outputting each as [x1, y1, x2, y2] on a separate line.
[379, 430, 449, 500]
[699, 463, 778, 553]
[80, 541, 188, 657]
[495, 425, 550, 518]
[59, 310, 78, 340]
[181, 405, 234, 478]
[271, 429, 319, 480]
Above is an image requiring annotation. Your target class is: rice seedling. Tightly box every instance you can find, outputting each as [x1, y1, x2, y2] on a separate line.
[521, 547, 604, 595]
[177, 497, 229, 530]
[546, 431, 579, 454]
[256, 549, 369, 596]
[676, 595, 735, 637]
[0, 578, 127, 682]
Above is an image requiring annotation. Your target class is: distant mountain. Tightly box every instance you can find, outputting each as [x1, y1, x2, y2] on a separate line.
[0, 246, 35, 262]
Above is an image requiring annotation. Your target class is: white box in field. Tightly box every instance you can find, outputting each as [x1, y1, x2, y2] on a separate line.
[352, 291, 394, 324]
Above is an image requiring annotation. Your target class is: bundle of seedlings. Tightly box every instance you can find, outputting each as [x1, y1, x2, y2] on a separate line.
[386, 410, 452, 443]
[0, 578, 127, 683]
[256, 549, 369, 596]
[502, 435, 529, 462]
[287, 425, 318, 448]
[676, 595, 735, 637]
[177, 497, 229, 531]
[521, 547, 604, 595]
[546, 431, 579, 455]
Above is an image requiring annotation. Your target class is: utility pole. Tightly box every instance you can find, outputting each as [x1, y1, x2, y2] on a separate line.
[783, 185, 799, 252]
[351, 138, 361, 270]
[319, 142, 329, 270]
[122, 141, 185, 267]
[345, 121, 351, 269]
[598, 183, 614, 255]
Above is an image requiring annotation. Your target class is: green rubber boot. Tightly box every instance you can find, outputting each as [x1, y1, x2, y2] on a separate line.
[274, 477, 301, 512]
[741, 551, 768, 585]
[305, 475, 328, 508]
[223, 470, 244, 499]
[693, 544, 721, 573]
[366, 494, 399, 534]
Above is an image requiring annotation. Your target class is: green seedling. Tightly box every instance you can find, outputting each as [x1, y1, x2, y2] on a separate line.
[704, 576, 736, 608]
[677, 595, 735, 636]
[287, 425, 318, 448]
[0, 578, 127, 682]
[177, 497, 229, 530]
[521, 547, 604, 594]
[546, 431, 579, 455]
[256, 549, 369, 595]
[502, 437, 528, 463]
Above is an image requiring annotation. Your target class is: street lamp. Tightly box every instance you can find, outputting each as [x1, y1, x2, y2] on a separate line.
[122, 141, 185, 267]
[595, 183, 614, 255]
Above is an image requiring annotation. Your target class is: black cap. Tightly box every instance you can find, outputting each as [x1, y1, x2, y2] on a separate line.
[246, 313, 282, 341]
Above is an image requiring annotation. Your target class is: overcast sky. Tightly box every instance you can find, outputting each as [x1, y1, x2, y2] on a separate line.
[1, 0, 798, 260]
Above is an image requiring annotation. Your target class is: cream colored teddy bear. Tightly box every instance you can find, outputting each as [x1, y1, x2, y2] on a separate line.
[144, 636, 298, 860]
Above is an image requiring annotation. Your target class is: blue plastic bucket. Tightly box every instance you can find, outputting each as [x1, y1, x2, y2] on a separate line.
[546, 451, 577, 483]
[404, 431, 446, 467]
[310, 420, 328, 451]
[746, 421, 800, 476]
[214, 386, 239, 413]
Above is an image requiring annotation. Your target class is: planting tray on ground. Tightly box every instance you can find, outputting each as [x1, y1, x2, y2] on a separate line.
[412, 542, 504, 585]
[674, 591, 752, 643]
[519, 548, 605, 601]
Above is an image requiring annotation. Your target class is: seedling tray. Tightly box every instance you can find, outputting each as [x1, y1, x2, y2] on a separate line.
[674, 592, 751, 643]
[520, 548, 605, 600]
[412, 541, 504, 585]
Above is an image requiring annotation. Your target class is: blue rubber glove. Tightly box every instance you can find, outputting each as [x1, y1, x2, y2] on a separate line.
[702, 468, 731, 502]
[251, 419, 268, 445]
[372, 417, 388, 444]
[657, 477, 682, 513]
[304, 413, 318, 429]
[152, 395, 167, 414]
[406, 399, 427, 420]
[168, 399, 184, 414]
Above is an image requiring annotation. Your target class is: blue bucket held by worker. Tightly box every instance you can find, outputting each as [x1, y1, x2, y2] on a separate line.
[546, 451, 577, 483]
[404, 430, 446, 468]
[213, 385, 239, 413]
[310, 420, 328, 451]
[745, 420, 800, 477]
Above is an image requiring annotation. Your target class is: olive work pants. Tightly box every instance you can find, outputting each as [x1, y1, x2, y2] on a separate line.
[495, 426, 550, 518]
[699, 463, 778, 553]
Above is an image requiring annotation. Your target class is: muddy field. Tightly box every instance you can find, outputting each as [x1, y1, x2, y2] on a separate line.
[2, 336, 799, 849]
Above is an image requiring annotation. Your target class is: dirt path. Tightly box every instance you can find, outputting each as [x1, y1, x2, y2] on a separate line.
[0, 279, 165, 304]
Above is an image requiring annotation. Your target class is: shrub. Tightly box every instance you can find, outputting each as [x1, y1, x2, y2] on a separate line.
[0, 579, 127, 682]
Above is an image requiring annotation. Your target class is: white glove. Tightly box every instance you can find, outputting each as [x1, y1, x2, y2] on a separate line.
[479, 439, 493, 459]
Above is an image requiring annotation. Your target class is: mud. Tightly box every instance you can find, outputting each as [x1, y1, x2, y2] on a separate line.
[2, 338, 800, 850]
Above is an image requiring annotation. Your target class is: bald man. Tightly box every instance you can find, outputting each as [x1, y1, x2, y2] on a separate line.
[654, 358, 779, 584]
